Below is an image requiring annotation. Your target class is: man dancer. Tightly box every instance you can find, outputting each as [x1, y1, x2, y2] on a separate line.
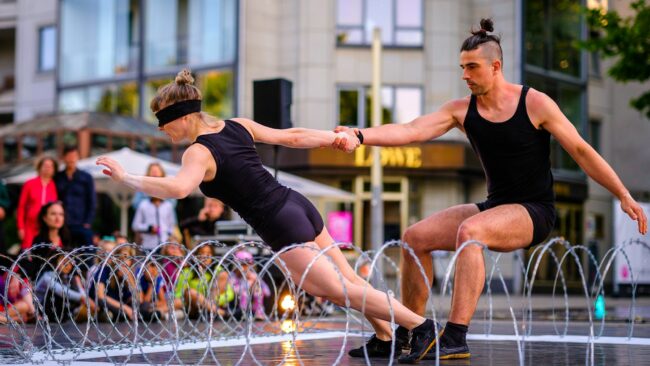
[334, 18, 647, 361]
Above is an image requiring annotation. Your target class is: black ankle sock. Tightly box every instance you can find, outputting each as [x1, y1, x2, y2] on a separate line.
[443, 321, 468, 346]
[413, 319, 433, 333]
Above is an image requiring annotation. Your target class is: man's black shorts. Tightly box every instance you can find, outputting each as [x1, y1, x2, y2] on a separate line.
[475, 201, 556, 247]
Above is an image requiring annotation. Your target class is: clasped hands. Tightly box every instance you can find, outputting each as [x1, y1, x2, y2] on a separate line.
[332, 126, 361, 153]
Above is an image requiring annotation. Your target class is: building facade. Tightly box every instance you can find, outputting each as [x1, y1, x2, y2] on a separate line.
[2, 0, 649, 290]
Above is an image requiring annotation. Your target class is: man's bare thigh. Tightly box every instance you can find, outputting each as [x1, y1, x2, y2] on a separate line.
[404, 204, 480, 252]
[460, 204, 534, 252]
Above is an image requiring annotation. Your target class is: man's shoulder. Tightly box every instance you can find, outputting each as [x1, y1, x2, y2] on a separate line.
[523, 87, 557, 123]
[446, 96, 471, 110]
[524, 87, 552, 106]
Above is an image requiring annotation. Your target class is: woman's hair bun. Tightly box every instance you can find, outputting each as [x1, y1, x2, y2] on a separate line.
[175, 69, 195, 86]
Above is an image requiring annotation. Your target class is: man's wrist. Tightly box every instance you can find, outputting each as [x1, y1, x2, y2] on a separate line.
[355, 129, 364, 144]
[619, 191, 633, 201]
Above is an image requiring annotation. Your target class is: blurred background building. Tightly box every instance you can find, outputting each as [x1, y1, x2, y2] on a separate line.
[0, 0, 648, 291]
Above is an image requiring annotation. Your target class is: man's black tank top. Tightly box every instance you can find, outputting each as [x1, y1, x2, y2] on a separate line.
[464, 86, 554, 205]
[194, 120, 291, 229]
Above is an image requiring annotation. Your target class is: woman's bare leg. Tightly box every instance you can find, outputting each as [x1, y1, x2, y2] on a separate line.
[279, 244, 425, 330]
[313, 228, 395, 340]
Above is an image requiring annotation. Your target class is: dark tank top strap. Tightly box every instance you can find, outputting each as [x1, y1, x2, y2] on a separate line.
[224, 119, 255, 145]
[514, 86, 530, 117]
[464, 94, 479, 126]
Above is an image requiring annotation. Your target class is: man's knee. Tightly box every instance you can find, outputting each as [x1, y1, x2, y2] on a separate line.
[402, 226, 417, 247]
[402, 226, 430, 255]
[456, 221, 484, 252]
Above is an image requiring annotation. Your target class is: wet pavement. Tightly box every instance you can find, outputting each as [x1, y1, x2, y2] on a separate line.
[2, 295, 650, 365]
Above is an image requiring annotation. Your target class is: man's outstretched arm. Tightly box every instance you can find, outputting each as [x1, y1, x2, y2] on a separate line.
[334, 99, 462, 147]
[534, 90, 648, 235]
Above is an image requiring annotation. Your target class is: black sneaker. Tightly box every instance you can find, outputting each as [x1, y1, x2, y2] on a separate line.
[395, 325, 410, 351]
[397, 319, 442, 364]
[421, 330, 471, 360]
[348, 334, 404, 358]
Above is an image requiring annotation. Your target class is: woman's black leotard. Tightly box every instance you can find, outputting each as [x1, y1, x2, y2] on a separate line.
[195, 120, 323, 250]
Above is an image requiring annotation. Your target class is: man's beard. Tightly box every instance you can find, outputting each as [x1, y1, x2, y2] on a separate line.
[471, 87, 487, 96]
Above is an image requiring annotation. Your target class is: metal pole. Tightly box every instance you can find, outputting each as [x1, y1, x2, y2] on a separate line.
[371, 28, 384, 278]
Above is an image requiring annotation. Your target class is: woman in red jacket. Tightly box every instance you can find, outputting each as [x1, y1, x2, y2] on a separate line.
[17, 156, 58, 250]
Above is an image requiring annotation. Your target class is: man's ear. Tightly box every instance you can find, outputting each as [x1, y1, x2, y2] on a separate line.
[492, 59, 501, 73]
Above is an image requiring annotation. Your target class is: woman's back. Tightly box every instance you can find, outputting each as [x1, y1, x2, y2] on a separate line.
[195, 120, 290, 229]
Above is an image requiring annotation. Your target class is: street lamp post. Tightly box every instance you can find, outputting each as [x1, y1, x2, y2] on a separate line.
[370, 28, 384, 279]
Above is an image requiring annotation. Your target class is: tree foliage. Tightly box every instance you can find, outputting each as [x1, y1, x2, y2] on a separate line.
[581, 0, 650, 118]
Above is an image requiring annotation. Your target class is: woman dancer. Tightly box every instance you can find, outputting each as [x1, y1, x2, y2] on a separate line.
[97, 69, 439, 363]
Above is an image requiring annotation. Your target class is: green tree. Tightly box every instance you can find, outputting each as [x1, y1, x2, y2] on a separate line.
[581, 0, 650, 118]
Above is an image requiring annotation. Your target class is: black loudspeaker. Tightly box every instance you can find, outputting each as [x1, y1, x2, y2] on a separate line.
[253, 78, 293, 129]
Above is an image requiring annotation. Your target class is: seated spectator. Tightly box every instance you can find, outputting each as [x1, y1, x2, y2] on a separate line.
[169, 244, 231, 317]
[28, 201, 71, 280]
[113, 232, 129, 245]
[34, 252, 96, 322]
[192, 245, 233, 312]
[180, 198, 227, 246]
[137, 260, 167, 321]
[230, 250, 270, 320]
[88, 245, 136, 321]
[0, 270, 35, 322]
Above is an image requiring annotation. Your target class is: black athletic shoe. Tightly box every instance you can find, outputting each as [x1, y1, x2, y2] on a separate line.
[420, 339, 471, 360]
[395, 325, 410, 350]
[397, 319, 442, 364]
[348, 334, 404, 358]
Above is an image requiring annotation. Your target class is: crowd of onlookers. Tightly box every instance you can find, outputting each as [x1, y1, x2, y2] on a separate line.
[0, 239, 273, 325]
[0, 147, 279, 325]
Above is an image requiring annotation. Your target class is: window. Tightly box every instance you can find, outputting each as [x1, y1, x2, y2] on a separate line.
[42, 133, 57, 155]
[589, 119, 601, 153]
[0, 113, 13, 126]
[38, 26, 56, 72]
[21, 135, 38, 160]
[524, 0, 586, 173]
[144, 0, 237, 72]
[525, 0, 583, 77]
[59, 82, 139, 117]
[61, 131, 78, 147]
[337, 85, 422, 127]
[2, 136, 18, 164]
[197, 70, 235, 119]
[59, 0, 238, 122]
[60, 0, 140, 84]
[336, 0, 423, 46]
[90, 133, 109, 156]
[588, 28, 601, 78]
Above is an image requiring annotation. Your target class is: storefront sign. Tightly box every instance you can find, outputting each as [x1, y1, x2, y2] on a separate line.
[354, 145, 422, 168]
[300, 142, 466, 171]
